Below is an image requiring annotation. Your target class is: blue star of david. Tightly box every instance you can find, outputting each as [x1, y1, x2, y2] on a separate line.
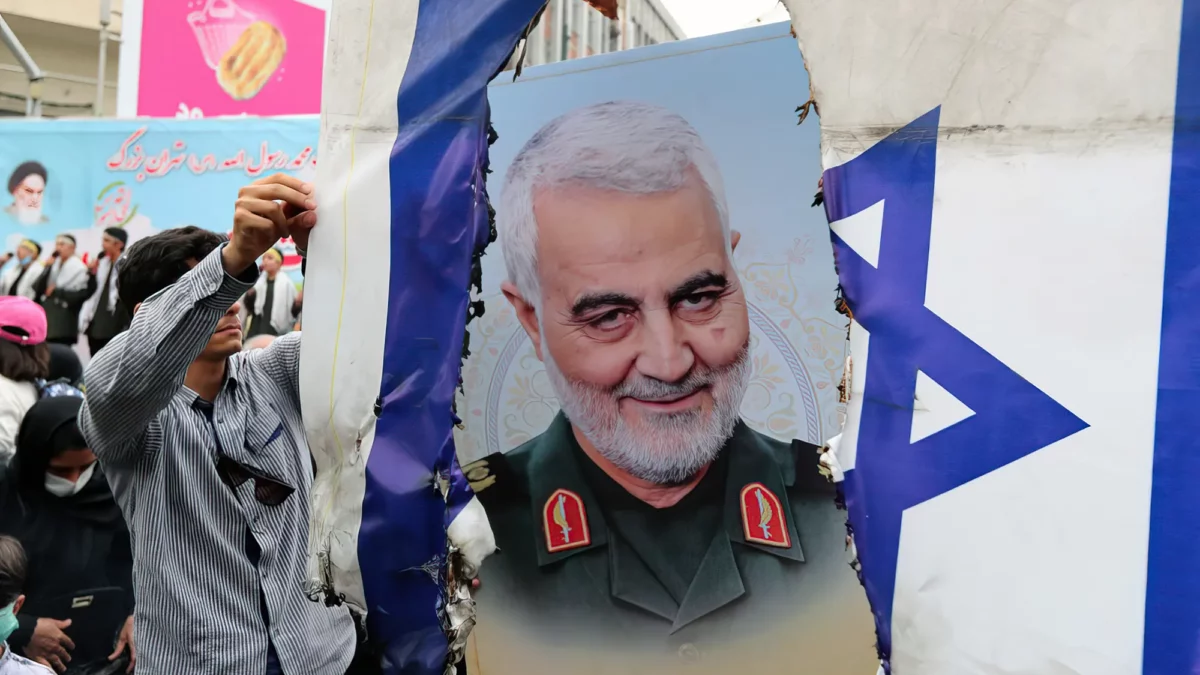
[824, 107, 1089, 659]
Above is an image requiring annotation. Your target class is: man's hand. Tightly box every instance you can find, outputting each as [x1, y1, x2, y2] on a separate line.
[45, 284, 55, 297]
[225, 173, 315, 276]
[0, 252, 11, 265]
[89, 256, 101, 273]
[108, 614, 136, 673]
[26, 617, 74, 673]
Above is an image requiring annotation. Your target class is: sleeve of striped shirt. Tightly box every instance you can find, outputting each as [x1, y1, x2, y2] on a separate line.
[247, 330, 302, 410]
[80, 245, 256, 464]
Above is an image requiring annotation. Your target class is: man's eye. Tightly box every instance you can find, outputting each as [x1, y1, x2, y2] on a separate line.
[589, 310, 630, 331]
[679, 292, 719, 311]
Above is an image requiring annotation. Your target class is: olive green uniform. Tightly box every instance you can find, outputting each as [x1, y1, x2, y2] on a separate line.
[465, 414, 878, 674]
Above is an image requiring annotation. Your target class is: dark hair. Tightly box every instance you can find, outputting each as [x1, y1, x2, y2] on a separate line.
[0, 534, 26, 606]
[118, 226, 225, 314]
[0, 340, 49, 382]
[7, 161, 47, 194]
[47, 343, 82, 385]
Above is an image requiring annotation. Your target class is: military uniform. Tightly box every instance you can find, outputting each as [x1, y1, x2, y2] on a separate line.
[464, 414, 878, 674]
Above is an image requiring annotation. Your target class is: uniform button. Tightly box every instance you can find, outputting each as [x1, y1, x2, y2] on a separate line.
[678, 643, 700, 663]
[217, 417, 225, 424]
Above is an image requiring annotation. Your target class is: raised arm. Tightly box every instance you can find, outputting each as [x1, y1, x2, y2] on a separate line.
[79, 246, 256, 464]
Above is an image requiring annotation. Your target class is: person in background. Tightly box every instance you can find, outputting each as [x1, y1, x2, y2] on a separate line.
[242, 247, 300, 340]
[0, 243, 44, 301]
[4, 163, 49, 226]
[0, 298, 47, 467]
[242, 334, 275, 351]
[33, 236, 92, 347]
[44, 346, 81, 390]
[0, 396, 134, 674]
[0, 536, 53, 675]
[78, 229, 129, 358]
[79, 174, 356, 675]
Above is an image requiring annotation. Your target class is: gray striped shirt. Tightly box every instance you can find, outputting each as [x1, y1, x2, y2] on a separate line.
[79, 246, 355, 675]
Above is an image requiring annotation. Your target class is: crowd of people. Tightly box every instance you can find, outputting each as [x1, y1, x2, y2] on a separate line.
[0, 175, 325, 675]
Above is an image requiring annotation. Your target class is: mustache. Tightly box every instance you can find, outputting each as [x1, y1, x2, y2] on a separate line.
[611, 341, 751, 402]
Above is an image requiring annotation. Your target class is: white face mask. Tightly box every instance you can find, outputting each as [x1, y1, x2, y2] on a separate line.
[44, 463, 95, 497]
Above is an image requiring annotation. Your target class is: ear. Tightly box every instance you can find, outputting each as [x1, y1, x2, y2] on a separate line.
[501, 280, 544, 361]
[730, 230, 742, 252]
[12, 594, 24, 615]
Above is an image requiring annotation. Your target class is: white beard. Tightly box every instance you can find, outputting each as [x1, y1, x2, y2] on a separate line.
[543, 339, 751, 485]
[14, 205, 41, 225]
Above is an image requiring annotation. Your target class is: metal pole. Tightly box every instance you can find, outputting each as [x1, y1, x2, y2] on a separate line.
[0, 13, 44, 117]
[96, 0, 112, 116]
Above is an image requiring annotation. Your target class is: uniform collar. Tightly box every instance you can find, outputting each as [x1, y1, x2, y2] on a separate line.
[527, 415, 609, 567]
[527, 415, 805, 567]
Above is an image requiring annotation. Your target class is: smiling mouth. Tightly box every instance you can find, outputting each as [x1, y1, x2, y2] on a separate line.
[627, 386, 709, 411]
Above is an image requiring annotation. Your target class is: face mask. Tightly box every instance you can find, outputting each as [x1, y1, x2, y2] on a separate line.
[0, 602, 17, 644]
[18, 255, 31, 265]
[44, 463, 95, 498]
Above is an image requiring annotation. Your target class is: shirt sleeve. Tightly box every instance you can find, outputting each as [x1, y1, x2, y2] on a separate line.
[246, 331, 302, 410]
[0, 383, 30, 465]
[79, 245, 257, 466]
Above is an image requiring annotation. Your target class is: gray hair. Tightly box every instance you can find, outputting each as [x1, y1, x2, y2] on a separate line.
[497, 101, 731, 308]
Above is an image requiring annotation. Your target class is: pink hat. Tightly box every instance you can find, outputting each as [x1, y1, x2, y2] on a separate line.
[0, 296, 46, 345]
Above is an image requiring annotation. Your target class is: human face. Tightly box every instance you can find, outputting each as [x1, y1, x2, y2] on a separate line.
[261, 254, 282, 275]
[202, 301, 244, 359]
[46, 448, 97, 484]
[12, 174, 43, 211]
[54, 238, 74, 259]
[504, 173, 751, 485]
[16, 244, 35, 262]
[101, 234, 123, 259]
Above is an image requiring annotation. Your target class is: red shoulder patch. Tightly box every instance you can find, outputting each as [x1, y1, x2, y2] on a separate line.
[543, 488, 591, 553]
[740, 482, 791, 548]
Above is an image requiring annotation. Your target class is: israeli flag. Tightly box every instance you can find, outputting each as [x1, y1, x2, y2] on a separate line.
[299, 0, 541, 671]
[785, 0, 1200, 673]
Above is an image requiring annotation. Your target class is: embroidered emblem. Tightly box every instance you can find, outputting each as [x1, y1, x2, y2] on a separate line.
[740, 482, 791, 548]
[462, 458, 496, 492]
[542, 488, 591, 553]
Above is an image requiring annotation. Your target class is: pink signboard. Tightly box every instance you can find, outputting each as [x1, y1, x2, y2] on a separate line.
[130, 0, 325, 117]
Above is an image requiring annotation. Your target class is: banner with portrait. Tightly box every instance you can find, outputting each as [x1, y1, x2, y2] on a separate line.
[304, 2, 877, 673]
[0, 117, 315, 283]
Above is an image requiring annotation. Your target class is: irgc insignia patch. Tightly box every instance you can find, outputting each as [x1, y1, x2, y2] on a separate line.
[542, 488, 591, 553]
[740, 482, 791, 548]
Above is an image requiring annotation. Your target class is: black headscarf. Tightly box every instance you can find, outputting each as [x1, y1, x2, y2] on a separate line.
[1, 396, 121, 534]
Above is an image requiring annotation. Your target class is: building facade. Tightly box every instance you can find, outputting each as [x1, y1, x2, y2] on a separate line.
[515, 0, 684, 69]
[0, 0, 121, 117]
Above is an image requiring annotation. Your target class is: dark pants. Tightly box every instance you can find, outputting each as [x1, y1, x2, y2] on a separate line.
[47, 336, 77, 346]
[88, 335, 112, 357]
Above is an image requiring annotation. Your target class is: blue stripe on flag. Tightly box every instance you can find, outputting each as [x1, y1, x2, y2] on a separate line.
[1143, 2, 1200, 672]
[359, 1, 542, 673]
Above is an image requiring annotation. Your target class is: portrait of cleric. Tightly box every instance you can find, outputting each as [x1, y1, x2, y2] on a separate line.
[4, 161, 50, 225]
[464, 101, 876, 673]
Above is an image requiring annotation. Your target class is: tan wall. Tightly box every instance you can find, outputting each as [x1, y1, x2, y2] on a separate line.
[0, 7, 121, 117]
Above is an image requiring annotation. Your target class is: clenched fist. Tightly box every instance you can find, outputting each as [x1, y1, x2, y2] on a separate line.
[223, 173, 316, 276]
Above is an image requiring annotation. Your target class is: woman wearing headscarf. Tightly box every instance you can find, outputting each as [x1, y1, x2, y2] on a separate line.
[0, 297, 48, 467]
[0, 397, 134, 674]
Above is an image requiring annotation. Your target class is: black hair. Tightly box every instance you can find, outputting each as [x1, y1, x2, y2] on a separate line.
[47, 343, 82, 385]
[118, 225, 225, 314]
[0, 340, 49, 382]
[0, 534, 26, 606]
[7, 161, 47, 194]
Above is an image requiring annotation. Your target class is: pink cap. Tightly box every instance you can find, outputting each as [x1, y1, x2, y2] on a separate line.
[0, 296, 46, 345]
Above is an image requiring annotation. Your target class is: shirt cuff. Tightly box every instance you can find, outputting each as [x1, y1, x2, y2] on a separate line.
[195, 243, 257, 310]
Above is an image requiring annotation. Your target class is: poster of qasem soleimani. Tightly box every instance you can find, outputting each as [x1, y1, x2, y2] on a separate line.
[452, 25, 878, 675]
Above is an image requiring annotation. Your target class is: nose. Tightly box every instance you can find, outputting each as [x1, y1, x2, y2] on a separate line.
[229, 301, 242, 316]
[634, 309, 694, 383]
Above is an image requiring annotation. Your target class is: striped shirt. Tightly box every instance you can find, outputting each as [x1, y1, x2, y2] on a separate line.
[79, 246, 355, 675]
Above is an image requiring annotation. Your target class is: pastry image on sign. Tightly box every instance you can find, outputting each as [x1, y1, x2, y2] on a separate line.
[217, 21, 287, 100]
